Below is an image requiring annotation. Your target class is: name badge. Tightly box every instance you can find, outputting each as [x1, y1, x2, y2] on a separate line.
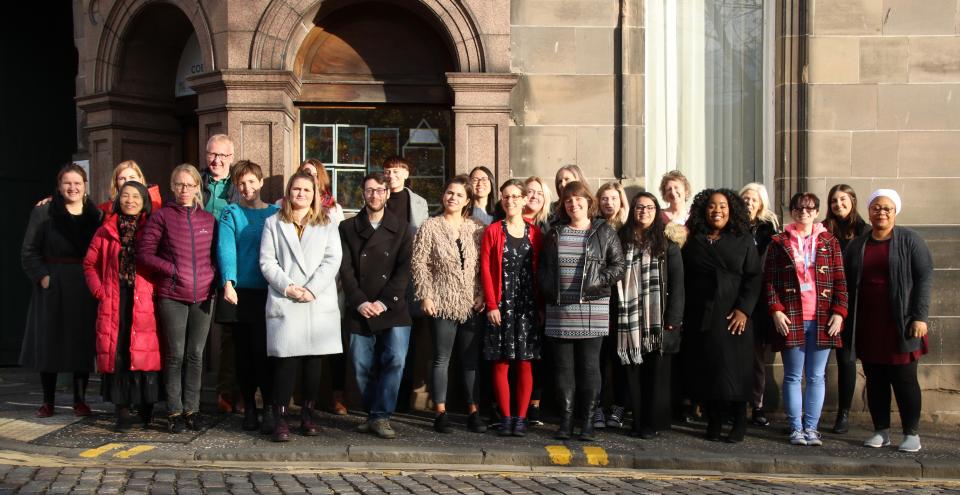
[799, 282, 813, 292]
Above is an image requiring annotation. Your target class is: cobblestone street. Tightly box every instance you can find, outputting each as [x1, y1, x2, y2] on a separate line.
[1, 464, 959, 495]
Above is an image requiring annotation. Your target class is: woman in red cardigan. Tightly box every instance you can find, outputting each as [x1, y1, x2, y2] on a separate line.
[763, 192, 847, 447]
[479, 178, 543, 437]
[83, 181, 161, 431]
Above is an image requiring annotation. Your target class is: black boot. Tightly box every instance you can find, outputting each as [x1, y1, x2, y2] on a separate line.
[138, 403, 154, 429]
[260, 407, 275, 435]
[833, 409, 850, 434]
[554, 389, 575, 440]
[725, 402, 746, 443]
[300, 401, 319, 436]
[115, 406, 134, 432]
[272, 405, 290, 442]
[704, 403, 721, 441]
[242, 395, 260, 431]
[579, 397, 597, 441]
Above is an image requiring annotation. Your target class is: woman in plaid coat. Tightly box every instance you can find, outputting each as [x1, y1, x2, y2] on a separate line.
[763, 192, 848, 447]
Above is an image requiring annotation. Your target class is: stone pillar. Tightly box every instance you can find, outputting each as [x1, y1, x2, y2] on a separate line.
[773, 0, 808, 217]
[76, 93, 183, 202]
[445, 73, 520, 184]
[188, 70, 302, 202]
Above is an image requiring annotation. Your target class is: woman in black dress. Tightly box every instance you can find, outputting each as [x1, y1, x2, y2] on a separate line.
[21, 163, 102, 417]
[681, 189, 762, 443]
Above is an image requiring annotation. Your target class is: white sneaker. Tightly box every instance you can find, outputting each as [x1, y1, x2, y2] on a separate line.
[803, 428, 823, 446]
[789, 430, 807, 445]
[898, 434, 921, 452]
[863, 429, 891, 448]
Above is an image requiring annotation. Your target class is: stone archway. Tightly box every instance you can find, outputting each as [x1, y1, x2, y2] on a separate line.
[249, 0, 484, 73]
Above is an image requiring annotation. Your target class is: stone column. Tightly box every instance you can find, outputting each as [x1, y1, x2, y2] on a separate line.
[187, 69, 302, 202]
[774, 0, 808, 216]
[445, 73, 520, 184]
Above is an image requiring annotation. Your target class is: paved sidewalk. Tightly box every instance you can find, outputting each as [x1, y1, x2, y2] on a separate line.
[1, 368, 957, 478]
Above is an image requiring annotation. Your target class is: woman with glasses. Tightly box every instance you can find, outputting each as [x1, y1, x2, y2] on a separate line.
[137, 164, 217, 434]
[616, 191, 685, 439]
[469, 166, 497, 225]
[763, 192, 847, 446]
[844, 190, 932, 453]
[823, 184, 870, 434]
[412, 175, 488, 434]
[479, 179, 543, 437]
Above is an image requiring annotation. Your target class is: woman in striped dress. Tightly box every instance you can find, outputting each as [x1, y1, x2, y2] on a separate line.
[540, 181, 625, 441]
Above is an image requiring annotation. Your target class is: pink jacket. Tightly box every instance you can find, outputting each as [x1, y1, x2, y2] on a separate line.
[83, 216, 161, 373]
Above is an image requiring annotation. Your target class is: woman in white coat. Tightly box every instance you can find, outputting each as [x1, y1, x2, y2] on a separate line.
[260, 172, 343, 442]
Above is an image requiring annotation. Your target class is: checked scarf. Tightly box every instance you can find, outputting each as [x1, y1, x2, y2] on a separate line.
[616, 244, 662, 365]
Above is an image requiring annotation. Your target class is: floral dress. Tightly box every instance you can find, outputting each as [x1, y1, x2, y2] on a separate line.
[484, 223, 540, 361]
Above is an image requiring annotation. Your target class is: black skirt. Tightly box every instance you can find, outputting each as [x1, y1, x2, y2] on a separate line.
[101, 283, 159, 405]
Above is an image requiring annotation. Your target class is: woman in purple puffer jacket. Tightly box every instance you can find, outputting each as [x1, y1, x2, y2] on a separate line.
[137, 164, 217, 434]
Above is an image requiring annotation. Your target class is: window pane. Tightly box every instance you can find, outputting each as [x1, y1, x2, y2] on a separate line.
[304, 125, 333, 163]
[335, 169, 365, 210]
[337, 125, 367, 165]
[368, 128, 399, 171]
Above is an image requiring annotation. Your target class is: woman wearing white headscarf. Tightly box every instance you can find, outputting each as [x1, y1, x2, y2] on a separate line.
[843, 189, 933, 453]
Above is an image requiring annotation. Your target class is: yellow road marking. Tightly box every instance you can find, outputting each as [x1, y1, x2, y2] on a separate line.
[545, 445, 572, 465]
[113, 445, 155, 459]
[583, 446, 609, 466]
[79, 443, 125, 458]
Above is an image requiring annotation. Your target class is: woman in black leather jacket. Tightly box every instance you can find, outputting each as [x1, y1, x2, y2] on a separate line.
[539, 181, 625, 441]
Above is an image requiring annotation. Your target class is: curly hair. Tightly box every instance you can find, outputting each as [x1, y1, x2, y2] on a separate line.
[619, 191, 668, 258]
[686, 188, 750, 237]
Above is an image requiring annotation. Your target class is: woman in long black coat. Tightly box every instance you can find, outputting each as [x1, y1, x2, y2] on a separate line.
[681, 188, 762, 443]
[21, 163, 102, 417]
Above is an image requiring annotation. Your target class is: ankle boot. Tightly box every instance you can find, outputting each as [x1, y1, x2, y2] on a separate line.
[704, 403, 722, 441]
[300, 401, 319, 436]
[579, 397, 597, 441]
[116, 406, 133, 432]
[833, 409, 850, 434]
[138, 403, 154, 429]
[260, 407, 276, 435]
[554, 389, 575, 440]
[272, 405, 290, 442]
[725, 403, 746, 443]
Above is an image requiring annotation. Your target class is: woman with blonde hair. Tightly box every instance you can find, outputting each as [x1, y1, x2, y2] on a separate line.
[137, 164, 216, 434]
[523, 176, 552, 232]
[659, 170, 692, 226]
[739, 182, 780, 427]
[259, 172, 343, 441]
[99, 161, 163, 215]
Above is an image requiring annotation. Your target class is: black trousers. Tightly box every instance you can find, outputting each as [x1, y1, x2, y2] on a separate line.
[272, 356, 323, 407]
[862, 361, 921, 435]
[599, 331, 630, 407]
[626, 352, 672, 432]
[551, 336, 603, 412]
[835, 347, 857, 411]
[230, 321, 272, 410]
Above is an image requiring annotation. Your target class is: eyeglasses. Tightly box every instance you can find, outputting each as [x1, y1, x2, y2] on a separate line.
[502, 194, 525, 202]
[206, 152, 233, 161]
[791, 206, 817, 213]
[173, 182, 198, 190]
[364, 188, 387, 196]
[870, 205, 896, 215]
[633, 205, 657, 212]
[470, 177, 490, 184]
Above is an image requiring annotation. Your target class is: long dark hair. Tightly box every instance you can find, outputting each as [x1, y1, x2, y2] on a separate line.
[444, 174, 476, 218]
[686, 188, 750, 237]
[619, 191, 667, 257]
[824, 184, 866, 241]
[469, 166, 496, 216]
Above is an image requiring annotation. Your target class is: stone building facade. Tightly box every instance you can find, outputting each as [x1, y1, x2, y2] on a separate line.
[71, 0, 959, 421]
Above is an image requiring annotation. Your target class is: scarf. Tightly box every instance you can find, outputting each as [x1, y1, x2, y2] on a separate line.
[617, 243, 663, 365]
[117, 214, 139, 286]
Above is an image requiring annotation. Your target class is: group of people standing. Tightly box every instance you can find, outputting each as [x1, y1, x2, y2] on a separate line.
[20, 146, 933, 452]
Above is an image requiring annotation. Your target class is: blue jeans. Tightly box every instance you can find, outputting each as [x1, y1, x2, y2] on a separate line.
[781, 320, 832, 432]
[350, 326, 412, 420]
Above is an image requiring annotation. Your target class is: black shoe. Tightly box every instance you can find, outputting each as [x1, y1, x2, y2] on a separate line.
[513, 418, 527, 437]
[833, 409, 850, 434]
[487, 408, 503, 429]
[497, 416, 514, 437]
[184, 412, 201, 431]
[640, 427, 658, 440]
[242, 407, 260, 431]
[168, 414, 186, 434]
[467, 411, 487, 433]
[138, 404, 154, 429]
[260, 408, 275, 435]
[527, 405, 543, 426]
[725, 404, 747, 443]
[554, 389, 575, 440]
[704, 407, 721, 441]
[433, 412, 453, 433]
[115, 407, 134, 432]
[751, 408, 770, 427]
[579, 399, 597, 441]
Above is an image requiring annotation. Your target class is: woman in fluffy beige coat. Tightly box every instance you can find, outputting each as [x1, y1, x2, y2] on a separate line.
[411, 175, 487, 434]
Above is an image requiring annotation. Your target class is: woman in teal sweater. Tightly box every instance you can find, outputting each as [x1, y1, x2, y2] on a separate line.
[216, 160, 279, 433]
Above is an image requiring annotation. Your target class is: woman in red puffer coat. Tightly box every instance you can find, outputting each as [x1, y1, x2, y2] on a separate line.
[84, 180, 161, 432]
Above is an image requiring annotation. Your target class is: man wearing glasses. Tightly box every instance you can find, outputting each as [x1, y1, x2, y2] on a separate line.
[338, 172, 413, 438]
[201, 134, 237, 217]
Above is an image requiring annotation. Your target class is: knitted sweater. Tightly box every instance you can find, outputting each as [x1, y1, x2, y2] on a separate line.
[217, 203, 279, 289]
[411, 216, 484, 323]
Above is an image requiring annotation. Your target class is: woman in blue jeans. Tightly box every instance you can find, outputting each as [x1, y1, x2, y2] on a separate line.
[763, 192, 848, 446]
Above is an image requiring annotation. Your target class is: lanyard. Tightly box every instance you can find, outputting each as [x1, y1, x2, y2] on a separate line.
[796, 233, 815, 283]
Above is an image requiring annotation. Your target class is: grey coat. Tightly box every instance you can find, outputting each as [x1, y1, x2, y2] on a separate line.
[843, 226, 934, 361]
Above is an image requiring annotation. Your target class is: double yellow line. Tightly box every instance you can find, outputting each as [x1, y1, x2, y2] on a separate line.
[545, 445, 609, 466]
[79, 443, 155, 459]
